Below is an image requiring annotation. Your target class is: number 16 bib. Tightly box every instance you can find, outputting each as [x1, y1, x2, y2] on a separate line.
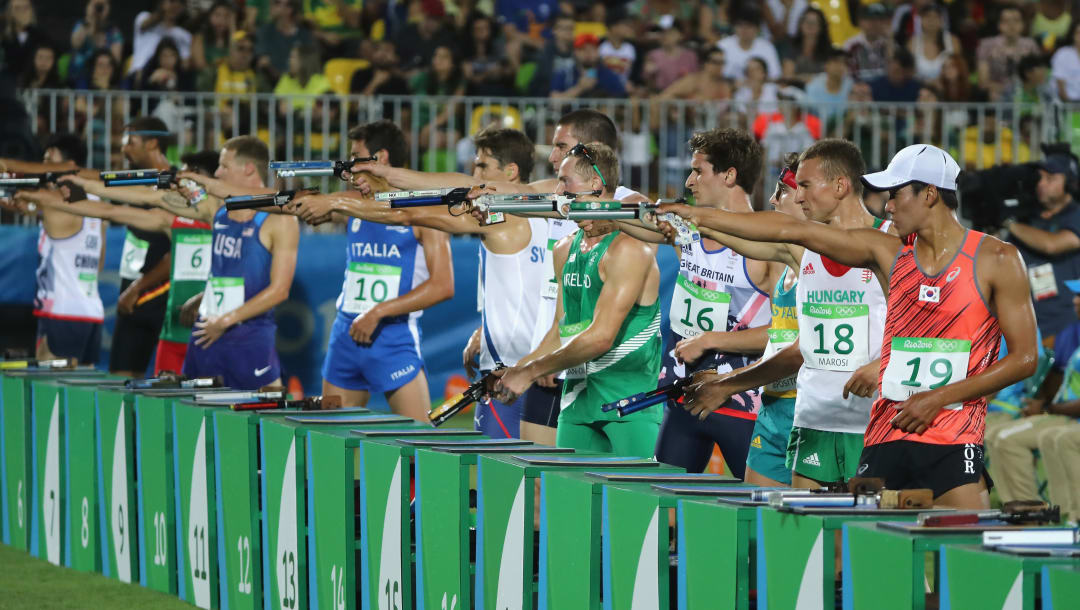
[881, 337, 970, 409]
[670, 275, 730, 338]
[800, 303, 870, 372]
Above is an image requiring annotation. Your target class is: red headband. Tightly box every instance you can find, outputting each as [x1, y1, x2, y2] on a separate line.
[779, 168, 798, 190]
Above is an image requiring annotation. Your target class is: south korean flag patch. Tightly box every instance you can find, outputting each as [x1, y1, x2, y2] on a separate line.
[919, 285, 940, 303]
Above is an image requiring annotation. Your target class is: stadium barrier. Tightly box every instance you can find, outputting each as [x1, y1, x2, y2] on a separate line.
[3, 371, 1080, 609]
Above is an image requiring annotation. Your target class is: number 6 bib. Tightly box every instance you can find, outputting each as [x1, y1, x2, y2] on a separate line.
[343, 262, 401, 315]
[882, 337, 970, 409]
[173, 233, 212, 281]
[670, 275, 730, 338]
[800, 303, 870, 372]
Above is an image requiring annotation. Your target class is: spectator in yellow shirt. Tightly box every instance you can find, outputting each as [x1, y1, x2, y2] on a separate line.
[214, 30, 257, 132]
[274, 43, 332, 118]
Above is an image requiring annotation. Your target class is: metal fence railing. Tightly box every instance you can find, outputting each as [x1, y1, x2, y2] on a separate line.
[16, 88, 1080, 205]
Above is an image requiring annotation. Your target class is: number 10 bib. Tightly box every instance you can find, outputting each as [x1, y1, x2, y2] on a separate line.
[882, 337, 970, 409]
[670, 275, 730, 338]
[800, 303, 870, 372]
[342, 262, 401, 315]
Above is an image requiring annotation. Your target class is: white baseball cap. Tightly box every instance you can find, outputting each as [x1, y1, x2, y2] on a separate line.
[861, 144, 961, 192]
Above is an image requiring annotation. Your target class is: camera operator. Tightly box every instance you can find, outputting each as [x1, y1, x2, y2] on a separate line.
[1005, 153, 1080, 344]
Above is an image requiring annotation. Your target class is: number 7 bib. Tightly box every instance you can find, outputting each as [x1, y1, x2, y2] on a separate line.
[670, 275, 730, 338]
[800, 303, 870, 372]
[882, 337, 970, 409]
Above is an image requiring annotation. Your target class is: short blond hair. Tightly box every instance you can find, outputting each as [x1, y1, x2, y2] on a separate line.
[567, 141, 620, 193]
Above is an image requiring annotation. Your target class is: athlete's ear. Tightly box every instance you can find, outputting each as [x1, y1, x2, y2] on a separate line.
[505, 162, 519, 181]
[724, 167, 737, 187]
[836, 175, 850, 199]
[374, 149, 390, 165]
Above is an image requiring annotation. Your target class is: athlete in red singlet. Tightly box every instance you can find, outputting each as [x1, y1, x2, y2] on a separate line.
[658, 144, 1037, 509]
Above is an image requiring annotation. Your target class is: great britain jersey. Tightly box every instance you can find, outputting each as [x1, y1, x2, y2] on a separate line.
[866, 229, 1001, 446]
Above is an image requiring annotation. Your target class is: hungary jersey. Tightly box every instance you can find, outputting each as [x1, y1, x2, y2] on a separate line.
[559, 230, 662, 423]
[866, 230, 1001, 446]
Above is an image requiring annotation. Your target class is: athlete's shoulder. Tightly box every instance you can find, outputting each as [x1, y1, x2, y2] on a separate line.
[974, 232, 1023, 266]
[610, 230, 658, 259]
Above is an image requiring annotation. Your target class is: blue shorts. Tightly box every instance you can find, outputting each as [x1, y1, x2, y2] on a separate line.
[36, 316, 102, 365]
[474, 389, 523, 439]
[745, 395, 796, 484]
[182, 322, 280, 390]
[321, 313, 424, 394]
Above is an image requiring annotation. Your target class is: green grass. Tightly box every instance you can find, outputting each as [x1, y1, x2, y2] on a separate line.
[0, 544, 193, 609]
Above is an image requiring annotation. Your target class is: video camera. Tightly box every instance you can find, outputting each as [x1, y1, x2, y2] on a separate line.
[958, 142, 1079, 231]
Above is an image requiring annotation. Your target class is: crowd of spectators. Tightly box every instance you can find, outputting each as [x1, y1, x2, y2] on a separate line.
[1, 0, 1079, 173]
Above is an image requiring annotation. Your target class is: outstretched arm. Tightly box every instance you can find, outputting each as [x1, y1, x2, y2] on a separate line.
[682, 341, 804, 419]
[25, 188, 175, 234]
[891, 239, 1039, 434]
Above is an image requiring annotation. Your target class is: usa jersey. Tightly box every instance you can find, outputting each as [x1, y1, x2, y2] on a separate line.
[867, 230, 1001, 446]
[199, 207, 273, 327]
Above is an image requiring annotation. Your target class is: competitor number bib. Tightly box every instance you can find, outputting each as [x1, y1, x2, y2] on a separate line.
[764, 328, 798, 393]
[201, 277, 244, 318]
[881, 337, 970, 409]
[670, 275, 730, 338]
[800, 303, 870, 372]
[559, 320, 589, 379]
[343, 262, 401, 315]
[119, 231, 149, 280]
[173, 233, 212, 281]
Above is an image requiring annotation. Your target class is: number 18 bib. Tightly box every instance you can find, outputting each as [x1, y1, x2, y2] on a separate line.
[342, 262, 401, 315]
[800, 303, 870, 372]
[670, 275, 730, 338]
[881, 337, 970, 409]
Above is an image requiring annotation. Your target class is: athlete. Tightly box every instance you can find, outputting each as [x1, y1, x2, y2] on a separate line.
[494, 142, 664, 457]
[657, 140, 893, 487]
[161, 136, 300, 390]
[0, 134, 105, 364]
[663, 144, 1038, 508]
[287, 120, 454, 420]
[291, 126, 547, 438]
[52, 151, 219, 374]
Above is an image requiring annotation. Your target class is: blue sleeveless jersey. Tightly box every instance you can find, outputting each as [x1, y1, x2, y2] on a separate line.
[210, 206, 273, 326]
[336, 217, 428, 325]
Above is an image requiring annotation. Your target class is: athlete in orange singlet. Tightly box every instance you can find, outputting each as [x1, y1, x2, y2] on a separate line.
[659, 144, 1038, 509]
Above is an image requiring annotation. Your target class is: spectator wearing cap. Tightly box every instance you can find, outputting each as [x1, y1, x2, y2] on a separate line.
[550, 32, 627, 98]
[641, 16, 698, 93]
[805, 47, 853, 124]
[976, 5, 1041, 101]
[1051, 20, 1080, 101]
[130, 0, 193, 75]
[69, 0, 124, 84]
[844, 2, 895, 81]
[777, 7, 832, 85]
[598, 14, 638, 91]
[869, 47, 921, 102]
[1006, 153, 1080, 341]
[255, 0, 315, 87]
[716, 7, 781, 82]
[529, 12, 576, 96]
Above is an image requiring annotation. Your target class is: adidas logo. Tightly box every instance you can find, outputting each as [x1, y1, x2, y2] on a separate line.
[802, 263, 815, 275]
[751, 436, 762, 449]
[802, 452, 821, 466]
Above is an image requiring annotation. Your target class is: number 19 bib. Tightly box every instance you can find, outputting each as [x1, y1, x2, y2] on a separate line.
[342, 262, 401, 315]
[173, 233, 212, 281]
[882, 337, 970, 409]
[670, 275, 730, 338]
[800, 303, 869, 372]
[201, 277, 244, 318]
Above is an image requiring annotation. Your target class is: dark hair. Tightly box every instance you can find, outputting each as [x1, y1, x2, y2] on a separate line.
[997, 4, 1023, 22]
[919, 83, 943, 100]
[180, 149, 220, 176]
[688, 128, 764, 195]
[1056, 19, 1080, 53]
[783, 151, 801, 174]
[424, 44, 464, 94]
[1017, 54, 1049, 80]
[557, 108, 618, 149]
[19, 43, 60, 88]
[124, 116, 175, 149]
[223, 135, 269, 183]
[474, 127, 535, 182]
[745, 56, 768, 78]
[825, 47, 849, 62]
[86, 48, 119, 88]
[732, 5, 762, 27]
[893, 47, 915, 71]
[44, 133, 86, 166]
[138, 37, 182, 90]
[347, 119, 407, 168]
[911, 181, 959, 209]
[800, 138, 866, 198]
[200, 1, 235, 45]
[568, 141, 620, 192]
[793, 7, 832, 62]
[464, 12, 496, 60]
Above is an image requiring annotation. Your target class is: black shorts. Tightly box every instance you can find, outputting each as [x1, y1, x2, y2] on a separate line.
[521, 379, 562, 428]
[856, 440, 994, 499]
[109, 311, 164, 375]
[36, 317, 102, 365]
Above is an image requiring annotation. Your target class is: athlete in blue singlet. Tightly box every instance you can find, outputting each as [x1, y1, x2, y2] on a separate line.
[320, 122, 454, 420]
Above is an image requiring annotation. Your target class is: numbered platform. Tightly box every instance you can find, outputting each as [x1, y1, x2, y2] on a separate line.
[941, 543, 1080, 609]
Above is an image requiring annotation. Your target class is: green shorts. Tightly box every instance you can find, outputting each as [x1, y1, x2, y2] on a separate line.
[555, 417, 660, 458]
[785, 426, 864, 484]
[746, 396, 795, 485]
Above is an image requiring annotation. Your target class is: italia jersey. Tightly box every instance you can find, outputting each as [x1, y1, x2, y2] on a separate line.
[477, 217, 549, 370]
[866, 230, 1001, 446]
[794, 219, 890, 434]
[35, 216, 104, 323]
[199, 207, 274, 327]
[662, 238, 771, 414]
[337, 217, 428, 327]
